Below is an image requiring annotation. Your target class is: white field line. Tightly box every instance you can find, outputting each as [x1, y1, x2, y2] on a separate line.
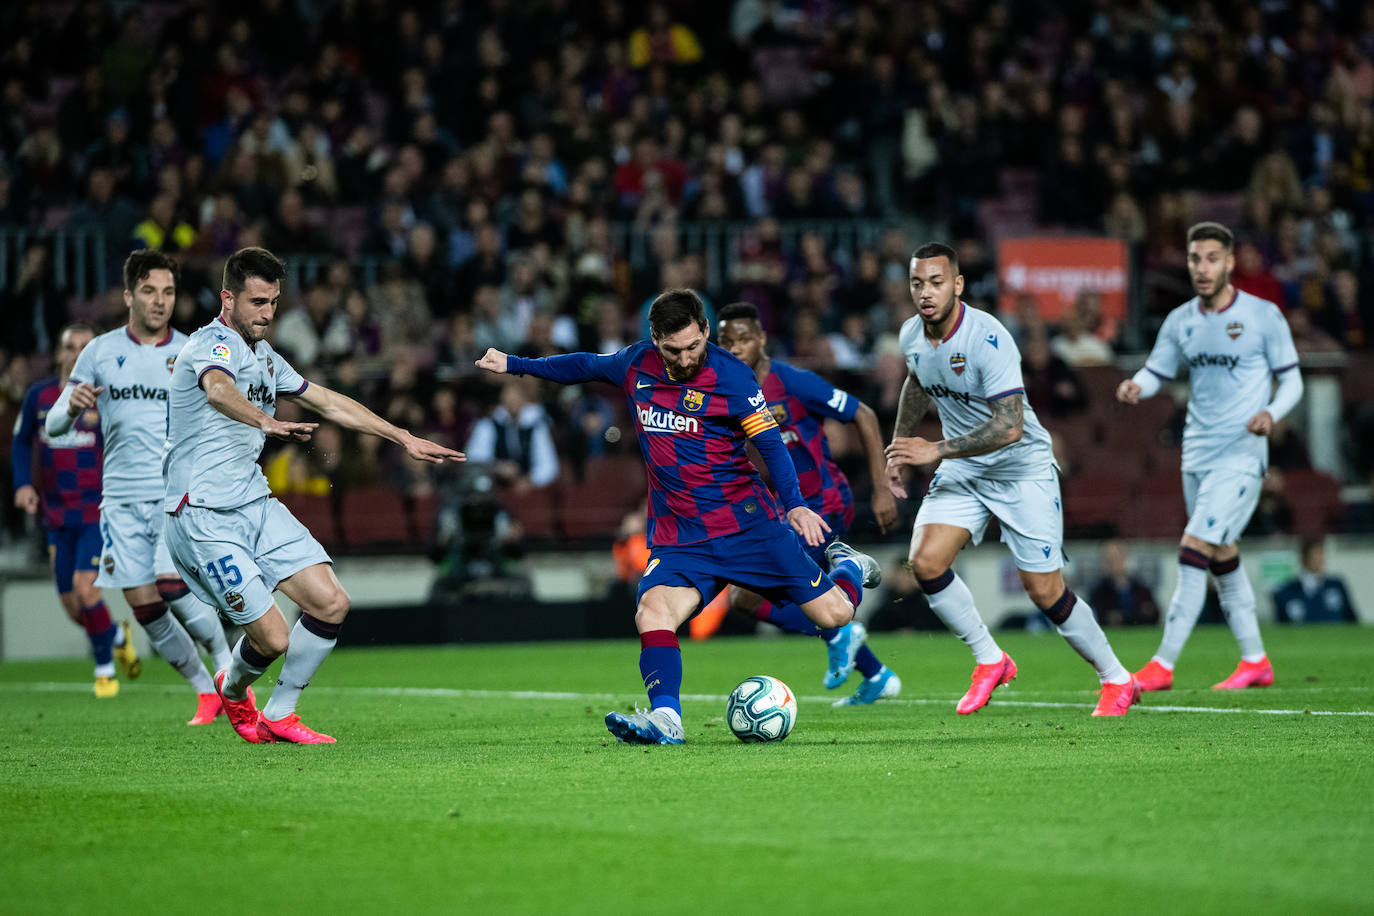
[3, 681, 1372, 717]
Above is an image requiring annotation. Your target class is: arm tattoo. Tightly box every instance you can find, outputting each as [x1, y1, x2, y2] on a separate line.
[893, 375, 933, 438]
[937, 394, 1023, 459]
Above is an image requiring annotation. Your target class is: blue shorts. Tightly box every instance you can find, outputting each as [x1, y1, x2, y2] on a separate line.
[47, 523, 102, 594]
[636, 519, 833, 613]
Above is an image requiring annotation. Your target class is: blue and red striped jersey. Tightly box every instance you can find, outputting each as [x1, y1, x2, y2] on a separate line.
[11, 377, 103, 529]
[763, 361, 858, 527]
[508, 340, 806, 547]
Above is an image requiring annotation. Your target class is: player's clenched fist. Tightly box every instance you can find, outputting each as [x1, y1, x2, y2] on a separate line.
[66, 383, 104, 415]
[475, 348, 509, 374]
[1116, 379, 1141, 404]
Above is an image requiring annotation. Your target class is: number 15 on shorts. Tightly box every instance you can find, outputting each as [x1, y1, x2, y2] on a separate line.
[205, 554, 243, 590]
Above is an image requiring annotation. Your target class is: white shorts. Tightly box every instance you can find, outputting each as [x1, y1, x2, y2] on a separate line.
[914, 474, 1064, 573]
[1182, 469, 1262, 546]
[163, 496, 332, 625]
[96, 500, 177, 588]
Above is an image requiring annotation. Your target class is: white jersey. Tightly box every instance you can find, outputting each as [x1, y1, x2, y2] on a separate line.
[163, 317, 308, 513]
[898, 303, 1055, 482]
[67, 326, 185, 508]
[1144, 288, 1299, 475]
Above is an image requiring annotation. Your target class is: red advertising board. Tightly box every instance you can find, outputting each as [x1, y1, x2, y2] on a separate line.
[997, 237, 1129, 322]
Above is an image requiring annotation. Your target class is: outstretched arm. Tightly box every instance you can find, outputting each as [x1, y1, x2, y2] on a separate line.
[477, 347, 624, 386]
[202, 368, 318, 442]
[295, 383, 465, 464]
[852, 402, 897, 532]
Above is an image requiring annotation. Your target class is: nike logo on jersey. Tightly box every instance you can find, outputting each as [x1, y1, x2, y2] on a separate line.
[811, 572, 823, 587]
[636, 379, 652, 389]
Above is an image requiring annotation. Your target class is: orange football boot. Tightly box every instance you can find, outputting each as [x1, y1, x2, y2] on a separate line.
[1092, 677, 1141, 716]
[1134, 660, 1174, 692]
[1212, 657, 1274, 690]
[213, 670, 267, 742]
[257, 714, 336, 744]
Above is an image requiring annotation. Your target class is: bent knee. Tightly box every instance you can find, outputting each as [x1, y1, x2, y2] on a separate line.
[252, 631, 291, 658]
[728, 585, 762, 612]
[908, 553, 950, 585]
[812, 592, 855, 629]
[314, 589, 350, 622]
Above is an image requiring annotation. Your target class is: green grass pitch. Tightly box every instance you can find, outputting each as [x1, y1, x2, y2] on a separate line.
[2, 624, 1371, 915]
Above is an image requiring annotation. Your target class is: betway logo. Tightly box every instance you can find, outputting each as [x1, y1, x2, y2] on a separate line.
[246, 383, 274, 405]
[926, 384, 973, 406]
[1186, 353, 1241, 370]
[637, 404, 699, 433]
[108, 384, 167, 401]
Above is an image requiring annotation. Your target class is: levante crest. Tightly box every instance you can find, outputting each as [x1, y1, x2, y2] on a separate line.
[1227, 321, 1244, 340]
[949, 353, 967, 375]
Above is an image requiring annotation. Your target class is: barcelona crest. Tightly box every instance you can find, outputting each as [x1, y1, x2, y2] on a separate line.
[949, 353, 967, 375]
[769, 403, 789, 425]
[1226, 321, 1244, 340]
[681, 388, 705, 412]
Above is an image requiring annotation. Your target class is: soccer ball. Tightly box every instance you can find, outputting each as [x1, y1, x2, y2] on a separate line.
[727, 675, 797, 743]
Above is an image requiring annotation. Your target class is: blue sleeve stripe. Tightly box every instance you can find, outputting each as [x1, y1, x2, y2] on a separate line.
[987, 387, 1024, 402]
[198, 365, 235, 384]
[1272, 362, 1299, 373]
[1147, 367, 1174, 381]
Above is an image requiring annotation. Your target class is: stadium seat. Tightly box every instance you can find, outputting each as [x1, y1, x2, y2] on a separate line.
[1123, 471, 1186, 539]
[1283, 469, 1343, 537]
[499, 484, 558, 539]
[1063, 472, 1132, 537]
[277, 493, 340, 550]
[340, 487, 412, 547]
[558, 456, 646, 538]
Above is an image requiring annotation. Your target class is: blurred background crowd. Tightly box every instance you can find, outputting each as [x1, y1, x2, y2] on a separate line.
[2, 0, 1374, 564]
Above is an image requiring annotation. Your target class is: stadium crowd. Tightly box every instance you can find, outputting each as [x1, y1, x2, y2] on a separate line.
[3, 0, 1374, 549]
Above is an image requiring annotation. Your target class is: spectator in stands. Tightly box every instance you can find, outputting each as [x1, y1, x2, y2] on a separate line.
[1052, 293, 1114, 366]
[1245, 470, 1295, 537]
[464, 376, 559, 492]
[2, 239, 65, 357]
[1022, 330, 1088, 418]
[131, 192, 195, 252]
[265, 187, 332, 255]
[627, 4, 703, 70]
[273, 283, 353, 371]
[1272, 538, 1358, 624]
[1087, 541, 1161, 627]
[84, 108, 147, 199]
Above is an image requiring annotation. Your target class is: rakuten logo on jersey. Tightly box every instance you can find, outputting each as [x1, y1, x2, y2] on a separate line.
[108, 384, 168, 401]
[637, 404, 699, 434]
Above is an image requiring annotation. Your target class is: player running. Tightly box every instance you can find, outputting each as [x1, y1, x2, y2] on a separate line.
[1117, 222, 1302, 691]
[716, 302, 901, 705]
[47, 251, 231, 723]
[476, 288, 881, 744]
[886, 243, 1138, 717]
[163, 247, 463, 744]
[12, 323, 137, 696]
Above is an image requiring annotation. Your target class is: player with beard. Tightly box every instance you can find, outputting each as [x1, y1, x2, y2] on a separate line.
[163, 247, 463, 743]
[887, 243, 1138, 716]
[47, 250, 232, 723]
[1118, 222, 1302, 691]
[716, 302, 901, 706]
[476, 288, 881, 743]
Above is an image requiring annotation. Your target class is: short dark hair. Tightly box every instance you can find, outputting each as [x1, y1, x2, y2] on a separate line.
[223, 246, 286, 294]
[912, 242, 959, 273]
[1186, 221, 1234, 249]
[718, 301, 761, 325]
[648, 288, 707, 339]
[1300, 536, 1324, 562]
[123, 249, 179, 292]
[59, 321, 95, 339]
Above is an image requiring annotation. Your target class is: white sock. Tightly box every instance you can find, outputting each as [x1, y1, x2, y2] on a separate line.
[95, 662, 116, 678]
[167, 593, 233, 672]
[1214, 560, 1266, 662]
[922, 571, 1002, 664]
[112, 625, 126, 648]
[1055, 596, 1131, 685]
[141, 610, 215, 694]
[262, 618, 337, 721]
[1154, 559, 1209, 668]
[651, 707, 683, 728]
[222, 636, 270, 701]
